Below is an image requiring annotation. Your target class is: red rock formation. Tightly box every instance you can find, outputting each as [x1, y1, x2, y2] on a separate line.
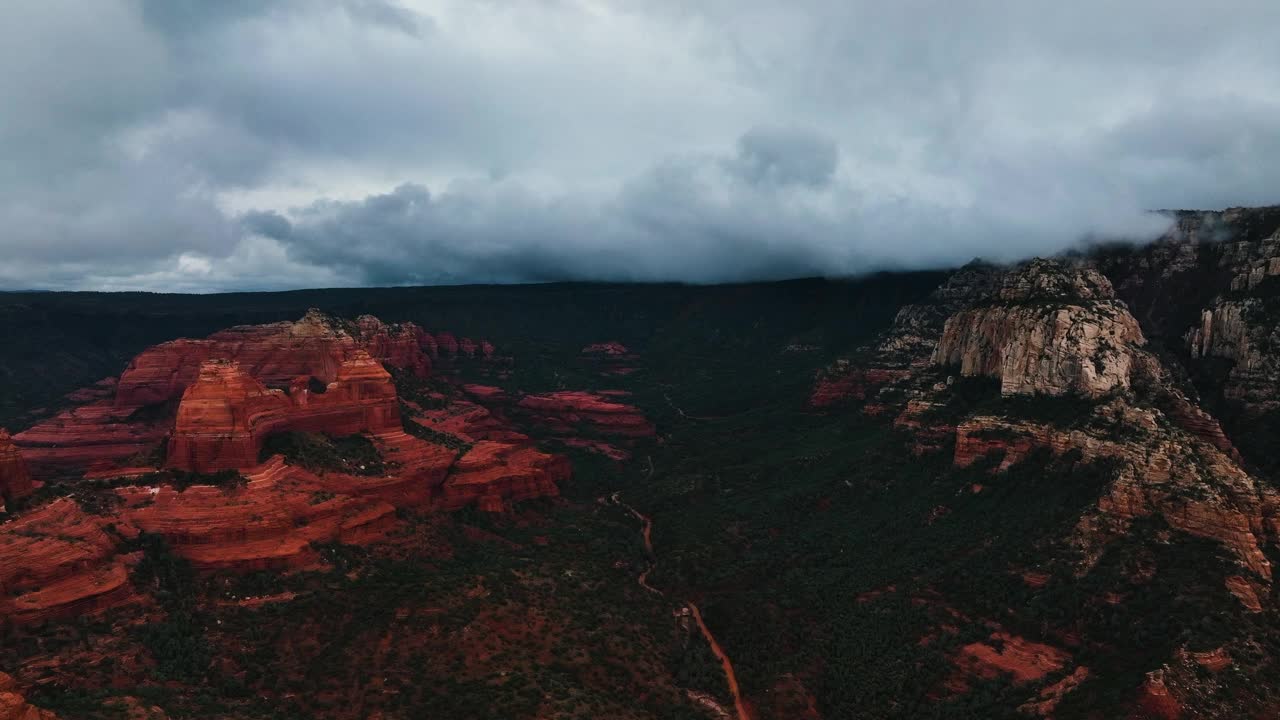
[582, 341, 640, 376]
[951, 633, 1070, 686]
[515, 391, 655, 438]
[810, 365, 909, 408]
[0, 499, 137, 624]
[116, 464, 399, 570]
[355, 314, 433, 377]
[115, 309, 432, 409]
[1132, 670, 1182, 720]
[0, 429, 35, 509]
[408, 398, 528, 444]
[441, 441, 568, 513]
[434, 332, 459, 356]
[560, 438, 630, 461]
[1019, 666, 1090, 716]
[0, 672, 59, 720]
[167, 353, 401, 473]
[954, 411, 1280, 589]
[583, 341, 629, 356]
[893, 400, 953, 455]
[13, 402, 170, 475]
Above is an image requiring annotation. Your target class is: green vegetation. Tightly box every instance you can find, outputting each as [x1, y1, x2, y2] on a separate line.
[129, 533, 211, 681]
[260, 431, 388, 475]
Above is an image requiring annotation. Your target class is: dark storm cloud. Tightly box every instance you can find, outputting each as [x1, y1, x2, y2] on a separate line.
[2, 0, 1279, 290]
[728, 127, 839, 188]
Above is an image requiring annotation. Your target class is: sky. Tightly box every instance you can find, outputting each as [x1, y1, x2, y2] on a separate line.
[3, 0, 1279, 292]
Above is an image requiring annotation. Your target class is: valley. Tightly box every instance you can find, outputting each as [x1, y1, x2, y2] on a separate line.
[3, 207, 1280, 718]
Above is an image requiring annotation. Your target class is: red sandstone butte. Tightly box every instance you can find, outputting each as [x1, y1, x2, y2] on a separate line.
[167, 353, 401, 473]
[0, 429, 35, 510]
[15, 310, 445, 475]
[115, 309, 433, 408]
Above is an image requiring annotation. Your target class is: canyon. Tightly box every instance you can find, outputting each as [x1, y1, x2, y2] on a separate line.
[4, 207, 1280, 718]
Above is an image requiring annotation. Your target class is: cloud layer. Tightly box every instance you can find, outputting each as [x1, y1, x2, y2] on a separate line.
[3, 0, 1279, 291]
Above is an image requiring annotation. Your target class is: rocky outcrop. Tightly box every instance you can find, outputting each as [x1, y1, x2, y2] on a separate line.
[0, 673, 59, 720]
[582, 341, 639, 376]
[0, 499, 137, 624]
[515, 391, 655, 438]
[166, 354, 401, 473]
[115, 309, 434, 408]
[12, 402, 170, 475]
[951, 632, 1070, 685]
[953, 408, 1280, 589]
[0, 429, 34, 509]
[0, 311, 568, 633]
[456, 386, 655, 456]
[117, 461, 400, 570]
[13, 311, 447, 476]
[1187, 299, 1280, 417]
[810, 365, 909, 408]
[809, 261, 1001, 403]
[441, 441, 568, 513]
[818, 250, 1280, 616]
[932, 261, 1146, 398]
[354, 314, 433, 377]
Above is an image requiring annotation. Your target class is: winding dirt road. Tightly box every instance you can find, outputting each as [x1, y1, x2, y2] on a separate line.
[688, 602, 752, 720]
[607, 491, 751, 720]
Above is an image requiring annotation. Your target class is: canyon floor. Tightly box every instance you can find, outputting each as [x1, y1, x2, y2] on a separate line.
[4, 208, 1280, 719]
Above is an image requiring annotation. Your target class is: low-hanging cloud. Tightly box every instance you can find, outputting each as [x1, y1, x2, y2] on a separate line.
[2, 0, 1278, 291]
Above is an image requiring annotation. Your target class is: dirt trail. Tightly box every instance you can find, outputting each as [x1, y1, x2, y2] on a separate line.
[607, 490, 751, 720]
[688, 602, 752, 720]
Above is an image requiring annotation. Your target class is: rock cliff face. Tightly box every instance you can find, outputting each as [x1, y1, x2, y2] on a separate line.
[441, 441, 568, 513]
[932, 260, 1146, 398]
[953, 410, 1279, 588]
[166, 353, 401, 473]
[1092, 207, 1280, 477]
[1187, 299, 1280, 416]
[816, 252, 1280, 613]
[11, 402, 170, 475]
[0, 499, 137, 624]
[0, 429, 34, 510]
[809, 262, 1002, 407]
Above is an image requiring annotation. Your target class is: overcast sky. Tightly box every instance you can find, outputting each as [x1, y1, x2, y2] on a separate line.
[3, 1, 1279, 292]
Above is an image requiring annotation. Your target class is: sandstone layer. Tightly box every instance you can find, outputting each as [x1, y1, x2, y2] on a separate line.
[932, 261, 1146, 398]
[115, 309, 434, 408]
[166, 353, 400, 473]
